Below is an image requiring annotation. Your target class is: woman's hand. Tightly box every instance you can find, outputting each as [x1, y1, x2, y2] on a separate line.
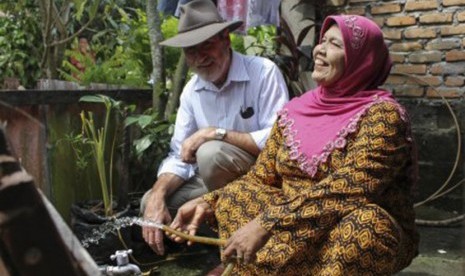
[169, 197, 214, 245]
[222, 219, 271, 264]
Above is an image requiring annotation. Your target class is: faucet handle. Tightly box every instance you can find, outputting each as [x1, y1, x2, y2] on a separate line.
[110, 249, 133, 266]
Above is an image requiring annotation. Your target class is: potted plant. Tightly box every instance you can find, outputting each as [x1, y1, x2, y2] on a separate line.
[67, 94, 138, 264]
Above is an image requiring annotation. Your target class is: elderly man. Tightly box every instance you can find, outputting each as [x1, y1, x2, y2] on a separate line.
[141, 0, 288, 255]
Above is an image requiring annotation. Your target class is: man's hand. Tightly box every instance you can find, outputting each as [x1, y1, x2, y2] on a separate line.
[222, 219, 271, 264]
[169, 197, 214, 245]
[141, 174, 185, 255]
[142, 196, 172, 255]
[181, 127, 216, 163]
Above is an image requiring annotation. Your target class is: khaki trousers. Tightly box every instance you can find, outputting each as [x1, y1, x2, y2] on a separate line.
[141, 140, 256, 215]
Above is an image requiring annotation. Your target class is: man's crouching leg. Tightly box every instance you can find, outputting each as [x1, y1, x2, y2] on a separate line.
[196, 140, 256, 191]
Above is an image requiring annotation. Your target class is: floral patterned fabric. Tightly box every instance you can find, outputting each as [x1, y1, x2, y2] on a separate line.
[204, 101, 419, 275]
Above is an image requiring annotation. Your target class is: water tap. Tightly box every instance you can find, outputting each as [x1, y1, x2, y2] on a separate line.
[102, 249, 141, 276]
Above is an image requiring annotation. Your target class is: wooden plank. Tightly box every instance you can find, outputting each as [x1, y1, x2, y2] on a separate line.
[0, 89, 151, 105]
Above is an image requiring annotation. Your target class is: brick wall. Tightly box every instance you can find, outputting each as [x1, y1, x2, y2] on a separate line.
[324, 0, 465, 99]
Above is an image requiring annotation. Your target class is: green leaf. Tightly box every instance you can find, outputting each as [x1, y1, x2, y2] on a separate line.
[79, 94, 107, 103]
[75, 0, 87, 21]
[134, 136, 153, 154]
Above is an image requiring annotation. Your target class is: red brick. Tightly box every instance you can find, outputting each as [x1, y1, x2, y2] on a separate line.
[430, 62, 465, 75]
[411, 76, 443, 86]
[394, 86, 425, 97]
[425, 38, 462, 50]
[443, 0, 465, 6]
[445, 76, 465, 87]
[404, 27, 437, 39]
[390, 53, 406, 63]
[372, 17, 385, 27]
[441, 25, 465, 36]
[446, 50, 465, 61]
[386, 16, 416, 26]
[426, 87, 463, 98]
[390, 42, 423, 51]
[392, 64, 427, 74]
[430, 64, 443, 75]
[371, 3, 402, 14]
[458, 11, 465, 22]
[346, 7, 366, 15]
[385, 75, 407, 85]
[349, 0, 375, 3]
[384, 29, 402, 40]
[326, 0, 346, 6]
[405, 0, 438, 11]
[387, 75, 442, 87]
[419, 13, 453, 24]
[409, 51, 442, 63]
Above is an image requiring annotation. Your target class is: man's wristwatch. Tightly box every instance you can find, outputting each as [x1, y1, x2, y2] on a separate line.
[214, 128, 227, 140]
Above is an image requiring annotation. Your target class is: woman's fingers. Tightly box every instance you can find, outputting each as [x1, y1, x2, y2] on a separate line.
[243, 250, 254, 264]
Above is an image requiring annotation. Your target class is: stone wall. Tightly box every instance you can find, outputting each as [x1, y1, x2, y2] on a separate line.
[323, 0, 464, 213]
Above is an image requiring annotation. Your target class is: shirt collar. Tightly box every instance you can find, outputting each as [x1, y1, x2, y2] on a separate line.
[194, 51, 250, 92]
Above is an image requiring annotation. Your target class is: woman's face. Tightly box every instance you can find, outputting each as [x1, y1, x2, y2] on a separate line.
[311, 25, 345, 87]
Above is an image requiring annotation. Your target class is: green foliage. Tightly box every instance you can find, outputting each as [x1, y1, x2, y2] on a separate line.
[125, 109, 174, 190]
[0, 5, 42, 88]
[243, 25, 277, 57]
[61, 44, 148, 88]
[60, 7, 151, 88]
[70, 94, 130, 216]
[230, 33, 246, 54]
[59, 9, 183, 89]
[161, 16, 182, 79]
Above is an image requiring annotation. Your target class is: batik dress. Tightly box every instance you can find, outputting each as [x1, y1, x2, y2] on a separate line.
[203, 101, 419, 275]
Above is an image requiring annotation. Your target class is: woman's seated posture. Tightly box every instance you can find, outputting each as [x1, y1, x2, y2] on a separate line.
[169, 14, 419, 275]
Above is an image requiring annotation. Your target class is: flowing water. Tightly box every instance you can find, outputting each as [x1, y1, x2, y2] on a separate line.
[80, 216, 158, 248]
[78, 216, 220, 275]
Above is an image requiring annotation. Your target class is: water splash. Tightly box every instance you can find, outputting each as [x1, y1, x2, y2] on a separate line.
[79, 216, 161, 248]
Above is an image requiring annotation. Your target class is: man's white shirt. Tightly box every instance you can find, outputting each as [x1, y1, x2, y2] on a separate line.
[158, 51, 289, 180]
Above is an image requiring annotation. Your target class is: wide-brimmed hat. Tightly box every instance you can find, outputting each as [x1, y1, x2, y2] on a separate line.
[159, 0, 243, 48]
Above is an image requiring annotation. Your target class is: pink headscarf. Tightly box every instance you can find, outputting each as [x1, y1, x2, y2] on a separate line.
[278, 15, 405, 177]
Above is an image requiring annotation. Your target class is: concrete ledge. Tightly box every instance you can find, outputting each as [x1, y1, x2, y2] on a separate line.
[398, 255, 464, 275]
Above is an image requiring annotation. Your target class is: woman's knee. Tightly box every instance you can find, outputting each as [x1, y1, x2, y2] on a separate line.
[329, 205, 402, 274]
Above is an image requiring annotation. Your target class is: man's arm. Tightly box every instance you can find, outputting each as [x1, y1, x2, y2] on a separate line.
[220, 129, 259, 156]
[148, 173, 185, 202]
[143, 82, 196, 255]
[181, 127, 259, 163]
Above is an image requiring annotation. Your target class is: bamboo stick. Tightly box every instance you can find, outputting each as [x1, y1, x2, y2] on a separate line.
[160, 224, 227, 247]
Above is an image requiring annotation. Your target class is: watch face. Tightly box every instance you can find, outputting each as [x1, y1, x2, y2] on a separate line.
[215, 128, 226, 140]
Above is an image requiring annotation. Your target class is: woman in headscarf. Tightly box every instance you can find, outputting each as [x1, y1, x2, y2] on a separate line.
[170, 15, 419, 275]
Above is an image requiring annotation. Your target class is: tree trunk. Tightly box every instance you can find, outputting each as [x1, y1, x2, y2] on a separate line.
[146, 0, 166, 117]
[164, 52, 188, 120]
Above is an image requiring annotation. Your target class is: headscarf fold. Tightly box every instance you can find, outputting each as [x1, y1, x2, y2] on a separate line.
[279, 15, 407, 177]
